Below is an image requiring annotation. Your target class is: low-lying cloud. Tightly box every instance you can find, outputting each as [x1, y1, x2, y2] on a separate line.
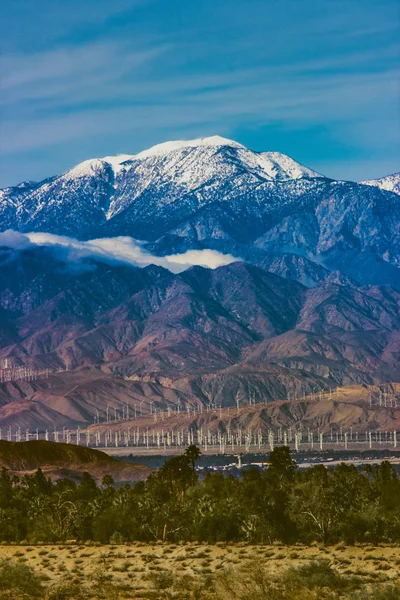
[0, 229, 33, 250]
[0, 230, 239, 273]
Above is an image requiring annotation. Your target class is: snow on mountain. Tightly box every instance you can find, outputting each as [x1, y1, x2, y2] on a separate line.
[101, 154, 136, 173]
[118, 135, 322, 181]
[64, 155, 135, 180]
[0, 135, 326, 238]
[249, 151, 321, 180]
[133, 135, 244, 159]
[361, 173, 400, 196]
[100, 137, 324, 230]
[63, 158, 112, 181]
[0, 135, 399, 287]
[64, 136, 320, 184]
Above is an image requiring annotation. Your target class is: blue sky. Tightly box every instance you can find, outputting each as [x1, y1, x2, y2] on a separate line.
[1, 0, 399, 187]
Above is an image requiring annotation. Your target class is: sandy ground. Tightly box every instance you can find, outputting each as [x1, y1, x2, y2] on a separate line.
[0, 542, 399, 595]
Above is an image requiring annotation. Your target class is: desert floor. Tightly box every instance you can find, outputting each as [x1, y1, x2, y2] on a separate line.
[0, 542, 399, 598]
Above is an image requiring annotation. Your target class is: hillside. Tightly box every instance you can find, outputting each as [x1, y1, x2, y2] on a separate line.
[1, 137, 399, 288]
[0, 136, 399, 432]
[87, 384, 400, 441]
[0, 440, 150, 483]
[0, 250, 399, 429]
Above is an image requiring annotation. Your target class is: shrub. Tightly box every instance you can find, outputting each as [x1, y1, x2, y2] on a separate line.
[148, 570, 174, 590]
[283, 559, 349, 591]
[46, 582, 89, 600]
[355, 582, 400, 600]
[0, 560, 44, 597]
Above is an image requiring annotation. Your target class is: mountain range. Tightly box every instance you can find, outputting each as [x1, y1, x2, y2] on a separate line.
[0, 136, 399, 429]
[1, 136, 399, 287]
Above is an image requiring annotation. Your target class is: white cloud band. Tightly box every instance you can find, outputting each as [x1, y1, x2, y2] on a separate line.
[0, 230, 238, 273]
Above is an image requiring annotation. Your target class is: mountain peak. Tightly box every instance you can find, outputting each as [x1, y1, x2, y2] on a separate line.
[61, 137, 246, 179]
[130, 136, 322, 179]
[133, 135, 245, 160]
[256, 151, 322, 180]
[360, 173, 400, 196]
[63, 158, 109, 180]
[61, 136, 322, 182]
[64, 154, 136, 180]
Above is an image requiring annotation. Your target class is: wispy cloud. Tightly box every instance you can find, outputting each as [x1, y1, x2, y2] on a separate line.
[0, 0, 152, 51]
[13, 232, 239, 273]
[1, 41, 165, 94]
[0, 0, 399, 184]
[1, 64, 397, 166]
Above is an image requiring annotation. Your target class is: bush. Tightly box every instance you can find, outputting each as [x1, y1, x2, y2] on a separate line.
[355, 583, 400, 600]
[0, 560, 44, 597]
[148, 569, 174, 590]
[46, 582, 89, 600]
[283, 559, 348, 591]
[212, 558, 365, 600]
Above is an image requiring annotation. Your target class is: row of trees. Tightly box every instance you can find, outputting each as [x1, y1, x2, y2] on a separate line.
[0, 446, 399, 544]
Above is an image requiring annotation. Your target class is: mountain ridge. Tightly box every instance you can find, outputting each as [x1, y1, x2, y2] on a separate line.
[361, 172, 400, 196]
[1, 136, 398, 291]
[0, 247, 398, 430]
[0, 136, 398, 430]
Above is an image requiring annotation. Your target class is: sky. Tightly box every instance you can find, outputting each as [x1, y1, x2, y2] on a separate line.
[0, 0, 399, 187]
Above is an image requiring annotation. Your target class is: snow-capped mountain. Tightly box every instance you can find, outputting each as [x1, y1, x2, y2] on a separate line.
[0, 135, 325, 238]
[0, 136, 399, 287]
[361, 173, 400, 196]
[0, 136, 399, 428]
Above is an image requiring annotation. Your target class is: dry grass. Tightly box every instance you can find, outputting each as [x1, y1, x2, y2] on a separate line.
[0, 542, 399, 597]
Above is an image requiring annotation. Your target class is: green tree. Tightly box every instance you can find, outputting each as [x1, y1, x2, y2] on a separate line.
[184, 444, 201, 474]
[77, 472, 99, 501]
[0, 468, 13, 508]
[289, 465, 336, 543]
[101, 474, 115, 488]
[267, 445, 296, 486]
[264, 446, 297, 542]
[155, 455, 194, 498]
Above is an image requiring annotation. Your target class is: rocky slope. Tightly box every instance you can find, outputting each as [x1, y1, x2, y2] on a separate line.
[1, 137, 399, 288]
[0, 136, 399, 430]
[0, 245, 398, 429]
[89, 384, 400, 440]
[361, 173, 400, 196]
